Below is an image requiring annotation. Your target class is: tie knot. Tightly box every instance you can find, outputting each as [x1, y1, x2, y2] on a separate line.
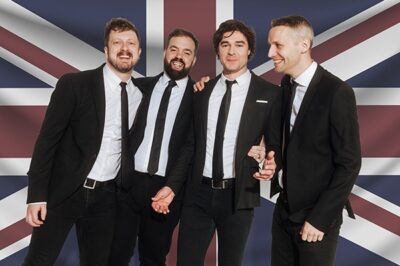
[168, 80, 177, 88]
[120, 82, 127, 89]
[225, 79, 237, 89]
[289, 79, 298, 93]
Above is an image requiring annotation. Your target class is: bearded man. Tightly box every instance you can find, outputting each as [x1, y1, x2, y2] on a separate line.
[109, 28, 199, 266]
[23, 18, 143, 266]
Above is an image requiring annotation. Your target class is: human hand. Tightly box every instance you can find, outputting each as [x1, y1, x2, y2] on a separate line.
[247, 137, 266, 163]
[151, 186, 175, 214]
[253, 151, 276, 181]
[300, 221, 325, 242]
[26, 204, 47, 227]
[193, 76, 210, 92]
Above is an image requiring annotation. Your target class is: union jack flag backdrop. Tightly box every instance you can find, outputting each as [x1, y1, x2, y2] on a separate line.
[0, 0, 399, 265]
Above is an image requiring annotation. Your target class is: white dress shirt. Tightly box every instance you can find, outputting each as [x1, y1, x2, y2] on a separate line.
[279, 61, 318, 187]
[135, 73, 188, 177]
[87, 64, 142, 181]
[203, 70, 251, 179]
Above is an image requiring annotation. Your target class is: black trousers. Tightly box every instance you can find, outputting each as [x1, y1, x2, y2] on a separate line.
[271, 196, 340, 266]
[109, 171, 181, 266]
[23, 182, 116, 266]
[177, 181, 254, 266]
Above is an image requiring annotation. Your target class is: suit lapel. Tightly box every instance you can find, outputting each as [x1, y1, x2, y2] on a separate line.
[200, 75, 220, 141]
[172, 78, 194, 126]
[92, 65, 106, 142]
[235, 73, 258, 161]
[291, 65, 323, 136]
[129, 74, 162, 152]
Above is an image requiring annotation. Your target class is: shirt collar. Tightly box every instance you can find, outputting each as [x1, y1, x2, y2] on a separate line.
[294, 61, 317, 88]
[220, 69, 251, 87]
[161, 72, 189, 90]
[103, 64, 133, 88]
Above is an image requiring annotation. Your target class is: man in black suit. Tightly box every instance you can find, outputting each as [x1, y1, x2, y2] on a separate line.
[23, 18, 143, 266]
[152, 20, 281, 266]
[265, 15, 362, 266]
[109, 28, 199, 266]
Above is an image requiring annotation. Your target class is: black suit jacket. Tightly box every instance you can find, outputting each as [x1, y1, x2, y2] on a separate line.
[127, 73, 194, 189]
[27, 65, 138, 207]
[272, 65, 361, 232]
[167, 72, 282, 210]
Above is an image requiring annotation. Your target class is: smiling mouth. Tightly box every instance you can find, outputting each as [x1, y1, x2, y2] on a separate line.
[272, 59, 283, 65]
[171, 59, 184, 70]
[117, 51, 132, 60]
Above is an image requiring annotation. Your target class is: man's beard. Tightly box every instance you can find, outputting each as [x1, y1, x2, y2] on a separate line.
[108, 51, 135, 73]
[164, 58, 191, 80]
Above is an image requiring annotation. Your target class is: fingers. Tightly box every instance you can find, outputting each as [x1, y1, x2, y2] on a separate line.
[193, 76, 210, 92]
[259, 136, 266, 147]
[40, 205, 47, 221]
[253, 169, 274, 180]
[151, 201, 170, 215]
[26, 204, 46, 227]
[248, 145, 266, 163]
[300, 222, 324, 242]
[266, 150, 275, 160]
[151, 186, 174, 201]
[151, 187, 175, 215]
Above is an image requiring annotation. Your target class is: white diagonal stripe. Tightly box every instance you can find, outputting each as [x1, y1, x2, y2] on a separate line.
[322, 24, 400, 81]
[0, 0, 142, 77]
[0, 88, 53, 106]
[360, 158, 400, 176]
[146, 0, 164, 76]
[354, 87, 400, 105]
[0, 235, 31, 261]
[253, 0, 399, 75]
[0, 187, 27, 230]
[341, 214, 400, 264]
[0, 48, 57, 87]
[352, 185, 400, 217]
[0, 159, 30, 176]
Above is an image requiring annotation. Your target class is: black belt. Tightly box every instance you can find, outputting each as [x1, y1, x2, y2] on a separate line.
[202, 177, 234, 189]
[83, 178, 115, 190]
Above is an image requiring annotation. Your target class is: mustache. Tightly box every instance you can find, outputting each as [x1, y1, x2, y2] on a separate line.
[117, 51, 133, 57]
[170, 58, 185, 65]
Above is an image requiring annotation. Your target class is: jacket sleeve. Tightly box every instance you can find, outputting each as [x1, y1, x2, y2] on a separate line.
[307, 83, 361, 231]
[267, 87, 283, 197]
[165, 115, 195, 195]
[26, 75, 77, 203]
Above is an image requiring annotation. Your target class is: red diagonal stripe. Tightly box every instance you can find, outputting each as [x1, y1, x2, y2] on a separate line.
[0, 106, 46, 158]
[358, 106, 400, 157]
[0, 26, 78, 79]
[349, 193, 400, 236]
[261, 3, 400, 84]
[0, 218, 32, 250]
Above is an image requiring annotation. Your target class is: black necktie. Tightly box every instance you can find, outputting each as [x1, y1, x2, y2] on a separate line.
[147, 80, 177, 175]
[119, 82, 129, 188]
[212, 79, 236, 181]
[282, 80, 297, 190]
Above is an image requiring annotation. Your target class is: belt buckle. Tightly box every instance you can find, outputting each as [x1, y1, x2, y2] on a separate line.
[211, 179, 225, 189]
[83, 179, 96, 189]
